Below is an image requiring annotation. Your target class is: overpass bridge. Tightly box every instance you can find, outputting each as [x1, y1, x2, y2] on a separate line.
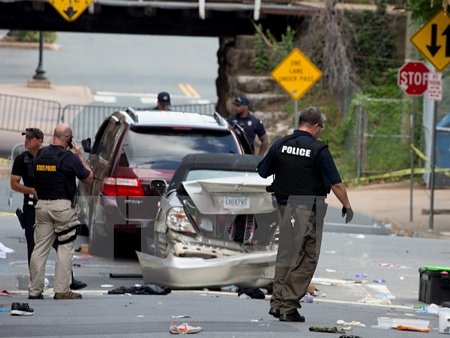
[0, 0, 317, 37]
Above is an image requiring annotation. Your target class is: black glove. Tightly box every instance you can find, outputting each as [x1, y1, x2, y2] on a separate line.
[341, 207, 353, 223]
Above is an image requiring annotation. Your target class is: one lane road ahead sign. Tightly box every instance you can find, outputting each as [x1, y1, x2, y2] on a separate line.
[271, 48, 322, 101]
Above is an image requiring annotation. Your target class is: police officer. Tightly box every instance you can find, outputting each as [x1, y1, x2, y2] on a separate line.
[11, 128, 44, 265]
[257, 107, 353, 322]
[153, 91, 171, 111]
[11, 128, 87, 291]
[227, 96, 269, 155]
[28, 124, 93, 300]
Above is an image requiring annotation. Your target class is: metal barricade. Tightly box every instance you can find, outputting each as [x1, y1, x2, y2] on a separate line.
[0, 93, 217, 142]
[61, 104, 127, 140]
[0, 94, 61, 135]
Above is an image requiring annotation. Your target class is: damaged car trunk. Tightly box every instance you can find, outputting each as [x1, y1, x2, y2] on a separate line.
[136, 153, 278, 289]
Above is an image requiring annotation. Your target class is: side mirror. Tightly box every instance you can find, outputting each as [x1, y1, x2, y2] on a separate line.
[81, 138, 92, 153]
[150, 179, 167, 195]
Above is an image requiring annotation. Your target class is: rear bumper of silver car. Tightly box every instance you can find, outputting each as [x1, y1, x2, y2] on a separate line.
[136, 250, 276, 289]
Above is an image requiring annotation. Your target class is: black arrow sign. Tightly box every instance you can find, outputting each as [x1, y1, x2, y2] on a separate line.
[64, 5, 77, 19]
[427, 24, 441, 56]
[442, 24, 450, 57]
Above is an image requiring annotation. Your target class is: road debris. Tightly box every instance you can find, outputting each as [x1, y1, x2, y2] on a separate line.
[169, 322, 203, 334]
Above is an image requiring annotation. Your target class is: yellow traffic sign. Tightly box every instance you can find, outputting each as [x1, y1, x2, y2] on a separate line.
[49, 0, 93, 22]
[410, 11, 450, 72]
[271, 48, 322, 100]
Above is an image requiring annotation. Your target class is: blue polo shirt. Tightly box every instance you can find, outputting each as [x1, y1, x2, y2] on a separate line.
[227, 114, 266, 150]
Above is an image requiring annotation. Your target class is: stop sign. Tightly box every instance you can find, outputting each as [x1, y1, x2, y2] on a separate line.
[397, 61, 430, 96]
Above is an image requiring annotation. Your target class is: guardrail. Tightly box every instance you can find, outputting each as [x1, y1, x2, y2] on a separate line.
[0, 94, 217, 140]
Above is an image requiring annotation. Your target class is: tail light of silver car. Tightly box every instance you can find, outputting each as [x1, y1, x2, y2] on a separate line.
[166, 206, 197, 235]
[102, 177, 145, 196]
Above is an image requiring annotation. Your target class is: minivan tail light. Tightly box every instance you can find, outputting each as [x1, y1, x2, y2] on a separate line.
[102, 177, 145, 196]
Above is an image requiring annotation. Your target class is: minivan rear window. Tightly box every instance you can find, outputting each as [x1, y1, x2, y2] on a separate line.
[121, 127, 240, 170]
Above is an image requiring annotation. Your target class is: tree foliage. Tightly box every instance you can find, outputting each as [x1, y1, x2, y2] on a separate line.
[404, 0, 450, 24]
[252, 24, 295, 73]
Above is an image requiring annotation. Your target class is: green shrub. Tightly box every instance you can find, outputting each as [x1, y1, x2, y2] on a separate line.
[16, 31, 57, 43]
[252, 24, 295, 73]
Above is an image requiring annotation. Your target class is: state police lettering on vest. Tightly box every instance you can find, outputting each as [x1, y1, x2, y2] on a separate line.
[34, 149, 76, 203]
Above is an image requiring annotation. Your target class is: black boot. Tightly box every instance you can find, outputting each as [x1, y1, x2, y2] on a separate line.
[70, 271, 87, 290]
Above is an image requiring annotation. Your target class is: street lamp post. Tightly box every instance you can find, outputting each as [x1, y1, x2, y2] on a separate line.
[32, 31, 47, 81]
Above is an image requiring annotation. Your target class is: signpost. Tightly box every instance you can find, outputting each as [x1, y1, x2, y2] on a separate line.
[271, 48, 322, 125]
[410, 10, 449, 231]
[50, 0, 93, 22]
[397, 61, 430, 222]
[410, 11, 450, 72]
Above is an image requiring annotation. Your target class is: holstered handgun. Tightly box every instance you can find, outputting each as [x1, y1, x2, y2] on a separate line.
[15, 208, 25, 229]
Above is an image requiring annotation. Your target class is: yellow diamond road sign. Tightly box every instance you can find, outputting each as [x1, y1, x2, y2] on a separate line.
[271, 48, 322, 100]
[411, 10, 450, 72]
[50, 0, 93, 22]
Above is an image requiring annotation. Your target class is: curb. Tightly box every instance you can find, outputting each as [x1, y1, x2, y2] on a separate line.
[0, 39, 60, 51]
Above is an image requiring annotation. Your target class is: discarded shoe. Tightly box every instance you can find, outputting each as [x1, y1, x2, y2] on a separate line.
[11, 302, 34, 316]
[269, 307, 280, 318]
[279, 309, 305, 322]
[169, 322, 203, 334]
[54, 291, 82, 300]
[70, 279, 87, 290]
[28, 294, 43, 300]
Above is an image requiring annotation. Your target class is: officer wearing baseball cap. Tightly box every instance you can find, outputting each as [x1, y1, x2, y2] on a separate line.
[153, 91, 171, 111]
[21, 127, 44, 140]
[227, 96, 268, 155]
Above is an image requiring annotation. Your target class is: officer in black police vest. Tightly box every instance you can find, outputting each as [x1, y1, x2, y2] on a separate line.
[257, 107, 353, 322]
[28, 124, 93, 300]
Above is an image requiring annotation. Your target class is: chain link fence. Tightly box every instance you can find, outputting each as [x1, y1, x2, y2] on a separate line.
[344, 96, 414, 182]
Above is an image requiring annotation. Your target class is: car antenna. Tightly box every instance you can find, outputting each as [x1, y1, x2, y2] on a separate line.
[213, 112, 225, 126]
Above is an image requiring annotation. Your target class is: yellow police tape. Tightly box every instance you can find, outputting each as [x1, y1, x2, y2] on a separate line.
[0, 157, 11, 165]
[356, 144, 450, 183]
[0, 211, 16, 216]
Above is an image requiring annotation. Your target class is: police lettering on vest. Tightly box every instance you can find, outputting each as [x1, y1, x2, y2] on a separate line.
[280, 145, 311, 157]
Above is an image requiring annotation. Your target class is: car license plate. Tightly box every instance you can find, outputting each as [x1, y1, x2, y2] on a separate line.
[224, 196, 250, 209]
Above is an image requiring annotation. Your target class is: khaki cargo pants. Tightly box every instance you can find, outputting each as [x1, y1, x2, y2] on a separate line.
[270, 197, 327, 314]
[28, 199, 79, 296]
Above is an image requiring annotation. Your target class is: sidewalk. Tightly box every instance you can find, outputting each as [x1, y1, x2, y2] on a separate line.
[327, 181, 450, 239]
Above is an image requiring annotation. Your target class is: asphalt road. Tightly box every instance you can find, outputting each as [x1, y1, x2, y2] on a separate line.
[0, 209, 447, 337]
[0, 31, 219, 106]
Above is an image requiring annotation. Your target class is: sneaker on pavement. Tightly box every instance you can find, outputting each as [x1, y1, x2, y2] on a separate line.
[54, 291, 82, 300]
[11, 302, 35, 316]
[28, 294, 43, 300]
[70, 279, 87, 290]
[169, 322, 203, 334]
